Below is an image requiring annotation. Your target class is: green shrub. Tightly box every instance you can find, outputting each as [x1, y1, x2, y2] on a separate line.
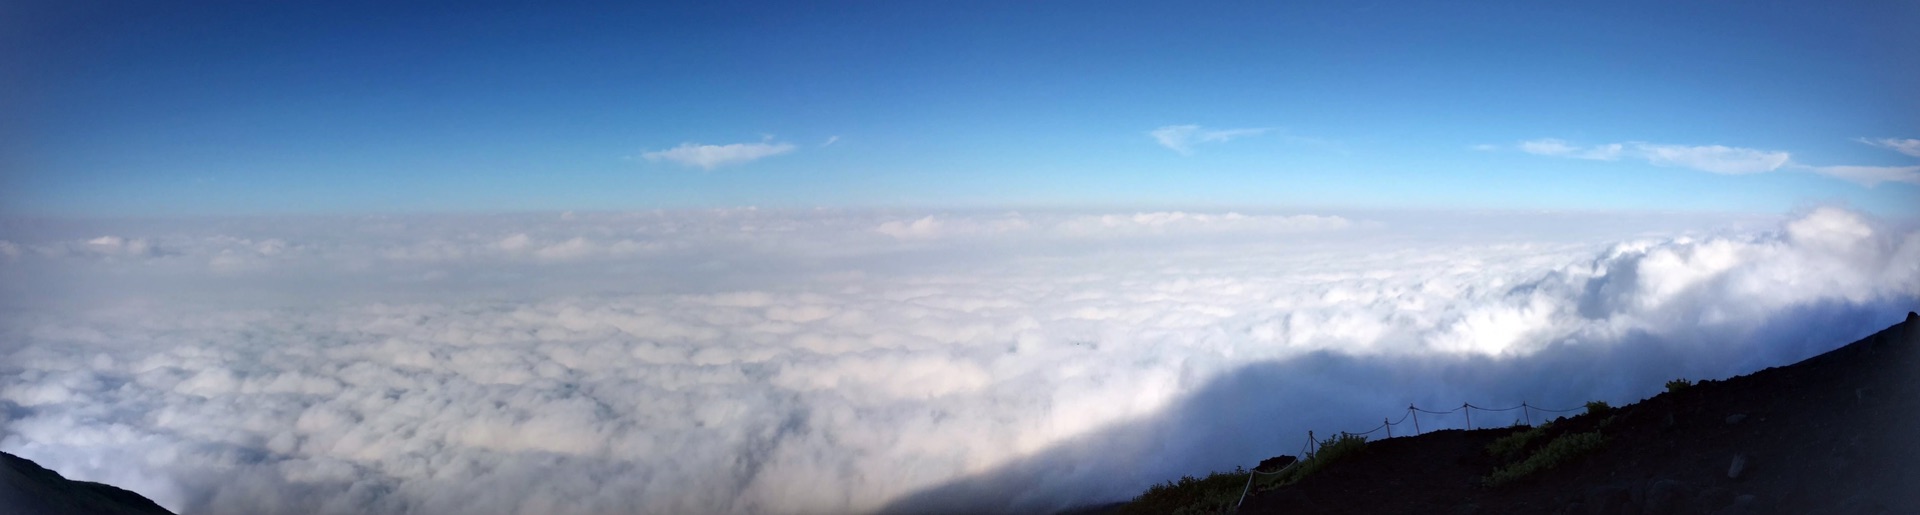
[1119, 467, 1250, 515]
[1485, 423, 1550, 463]
[1584, 400, 1611, 416]
[1267, 433, 1367, 488]
[1665, 378, 1692, 394]
[1485, 431, 1604, 487]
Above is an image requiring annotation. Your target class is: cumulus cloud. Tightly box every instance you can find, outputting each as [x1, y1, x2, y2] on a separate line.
[1518, 139, 1790, 174]
[1, 208, 1915, 515]
[1859, 137, 1920, 158]
[642, 140, 796, 170]
[1150, 125, 1268, 155]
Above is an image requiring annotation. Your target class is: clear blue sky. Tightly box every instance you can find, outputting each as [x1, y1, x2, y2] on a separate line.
[4, 1, 1917, 216]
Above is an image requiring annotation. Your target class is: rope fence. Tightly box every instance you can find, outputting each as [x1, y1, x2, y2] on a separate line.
[1231, 400, 1588, 511]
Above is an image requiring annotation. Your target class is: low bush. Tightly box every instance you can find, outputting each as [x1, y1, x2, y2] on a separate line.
[1665, 378, 1693, 394]
[1485, 431, 1604, 487]
[1584, 400, 1611, 416]
[1268, 433, 1367, 487]
[1119, 468, 1250, 515]
[1485, 423, 1551, 463]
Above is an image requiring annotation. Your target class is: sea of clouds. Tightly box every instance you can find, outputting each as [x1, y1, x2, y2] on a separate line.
[1, 207, 1916, 514]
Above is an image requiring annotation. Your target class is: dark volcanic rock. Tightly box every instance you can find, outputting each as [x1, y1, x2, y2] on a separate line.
[1235, 313, 1920, 514]
[1, 451, 174, 515]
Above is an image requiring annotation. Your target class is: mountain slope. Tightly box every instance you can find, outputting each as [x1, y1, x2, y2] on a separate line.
[1230, 311, 1920, 514]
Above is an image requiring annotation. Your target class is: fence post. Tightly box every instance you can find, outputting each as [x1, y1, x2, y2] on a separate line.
[1463, 403, 1473, 430]
[1410, 406, 1421, 435]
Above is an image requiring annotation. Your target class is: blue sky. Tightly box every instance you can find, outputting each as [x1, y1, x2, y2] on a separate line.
[3, 1, 1916, 216]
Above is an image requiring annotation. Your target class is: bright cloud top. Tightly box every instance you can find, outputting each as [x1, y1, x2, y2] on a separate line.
[1518, 139, 1790, 174]
[1150, 125, 1269, 155]
[1, 208, 1916, 515]
[642, 140, 797, 170]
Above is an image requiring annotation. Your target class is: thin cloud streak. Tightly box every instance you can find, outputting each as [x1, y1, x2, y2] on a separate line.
[642, 140, 797, 170]
[1858, 137, 1920, 158]
[1804, 164, 1920, 187]
[1150, 125, 1269, 155]
[1517, 139, 1788, 173]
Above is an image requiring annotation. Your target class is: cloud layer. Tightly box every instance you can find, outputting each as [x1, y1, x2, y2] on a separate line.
[2, 208, 1916, 514]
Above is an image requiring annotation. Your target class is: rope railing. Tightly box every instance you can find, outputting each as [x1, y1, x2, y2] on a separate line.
[1230, 399, 1590, 512]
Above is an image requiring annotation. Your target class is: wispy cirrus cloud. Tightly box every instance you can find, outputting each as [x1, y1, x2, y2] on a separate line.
[1516, 139, 1790, 174]
[1518, 139, 1625, 161]
[1858, 137, 1920, 158]
[641, 140, 797, 170]
[1804, 165, 1920, 187]
[1635, 143, 1792, 174]
[1150, 125, 1268, 155]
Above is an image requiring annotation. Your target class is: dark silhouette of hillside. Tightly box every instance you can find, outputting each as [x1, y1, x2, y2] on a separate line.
[1, 450, 174, 515]
[1230, 311, 1920, 514]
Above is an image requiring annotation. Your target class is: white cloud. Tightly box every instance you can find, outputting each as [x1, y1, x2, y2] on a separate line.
[1518, 139, 1624, 161]
[1806, 164, 1920, 187]
[1150, 125, 1269, 155]
[1518, 139, 1791, 174]
[1, 208, 1915, 514]
[1858, 137, 1920, 158]
[821, 136, 839, 147]
[642, 141, 797, 170]
[870, 212, 1349, 241]
[1520, 138, 1789, 174]
[1634, 143, 1790, 174]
